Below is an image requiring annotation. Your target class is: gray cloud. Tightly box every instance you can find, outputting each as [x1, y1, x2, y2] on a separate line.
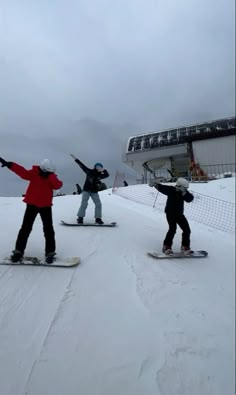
[0, 119, 139, 195]
[0, 0, 235, 195]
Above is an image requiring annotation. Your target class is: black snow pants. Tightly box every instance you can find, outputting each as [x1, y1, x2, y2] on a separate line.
[163, 212, 191, 248]
[15, 204, 55, 255]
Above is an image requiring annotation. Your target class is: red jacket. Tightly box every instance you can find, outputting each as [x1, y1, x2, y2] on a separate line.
[10, 163, 63, 207]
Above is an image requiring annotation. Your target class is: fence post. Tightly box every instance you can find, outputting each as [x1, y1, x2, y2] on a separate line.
[112, 171, 119, 193]
[153, 191, 159, 208]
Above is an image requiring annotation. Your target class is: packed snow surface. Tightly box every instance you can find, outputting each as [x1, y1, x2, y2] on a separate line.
[0, 178, 235, 395]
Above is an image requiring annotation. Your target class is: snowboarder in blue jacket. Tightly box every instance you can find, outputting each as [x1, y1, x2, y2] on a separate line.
[70, 154, 109, 224]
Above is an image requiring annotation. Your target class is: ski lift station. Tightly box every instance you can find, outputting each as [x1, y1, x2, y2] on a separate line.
[122, 116, 236, 181]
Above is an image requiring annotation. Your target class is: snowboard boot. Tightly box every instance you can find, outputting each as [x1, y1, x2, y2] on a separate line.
[77, 217, 83, 224]
[11, 250, 23, 263]
[95, 218, 104, 225]
[45, 252, 56, 264]
[162, 245, 173, 255]
[181, 246, 193, 255]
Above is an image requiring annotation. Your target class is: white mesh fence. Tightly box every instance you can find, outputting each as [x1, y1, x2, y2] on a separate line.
[113, 184, 235, 234]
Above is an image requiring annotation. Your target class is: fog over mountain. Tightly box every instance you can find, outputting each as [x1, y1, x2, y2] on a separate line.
[0, 118, 142, 195]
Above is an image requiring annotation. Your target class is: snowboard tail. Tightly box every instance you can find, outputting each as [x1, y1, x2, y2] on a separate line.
[61, 220, 117, 227]
[0, 256, 80, 267]
[148, 250, 208, 259]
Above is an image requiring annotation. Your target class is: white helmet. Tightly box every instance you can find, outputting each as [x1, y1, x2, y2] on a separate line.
[176, 177, 189, 189]
[40, 159, 56, 173]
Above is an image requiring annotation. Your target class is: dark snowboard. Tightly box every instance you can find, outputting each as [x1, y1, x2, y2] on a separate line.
[148, 250, 208, 259]
[61, 220, 117, 227]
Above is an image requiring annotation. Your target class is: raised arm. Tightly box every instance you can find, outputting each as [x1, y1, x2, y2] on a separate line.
[70, 154, 90, 174]
[10, 162, 33, 181]
[149, 180, 171, 196]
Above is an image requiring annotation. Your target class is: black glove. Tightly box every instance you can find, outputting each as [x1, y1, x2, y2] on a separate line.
[0, 157, 12, 168]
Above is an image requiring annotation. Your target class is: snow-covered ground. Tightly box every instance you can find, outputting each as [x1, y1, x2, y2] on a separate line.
[0, 179, 235, 395]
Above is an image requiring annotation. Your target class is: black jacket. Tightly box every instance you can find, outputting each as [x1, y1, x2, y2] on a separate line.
[74, 158, 109, 193]
[156, 184, 194, 215]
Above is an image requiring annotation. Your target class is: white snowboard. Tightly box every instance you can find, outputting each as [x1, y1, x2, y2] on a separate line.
[0, 256, 80, 268]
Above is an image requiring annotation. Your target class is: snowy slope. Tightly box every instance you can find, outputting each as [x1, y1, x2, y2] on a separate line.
[0, 179, 235, 395]
[189, 178, 235, 203]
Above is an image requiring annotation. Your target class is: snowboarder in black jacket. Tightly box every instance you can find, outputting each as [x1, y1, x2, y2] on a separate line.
[149, 177, 194, 255]
[70, 154, 109, 224]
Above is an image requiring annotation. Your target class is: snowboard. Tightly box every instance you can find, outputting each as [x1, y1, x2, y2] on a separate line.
[148, 250, 208, 259]
[61, 220, 117, 227]
[0, 256, 80, 268]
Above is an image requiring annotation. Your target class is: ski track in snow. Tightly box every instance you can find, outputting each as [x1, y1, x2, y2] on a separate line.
[0, 265, 78, 395]
[0, 266, 12, 281]
[24, 268, 78, 395]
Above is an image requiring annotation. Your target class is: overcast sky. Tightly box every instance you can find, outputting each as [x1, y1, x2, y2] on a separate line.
[0, 0, 235, 196]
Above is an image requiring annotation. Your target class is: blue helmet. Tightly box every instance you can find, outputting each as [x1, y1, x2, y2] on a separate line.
[94, 162, 103, 169]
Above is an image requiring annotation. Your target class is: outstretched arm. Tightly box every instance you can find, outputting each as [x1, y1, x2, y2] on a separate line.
[149, 180, 171, 196]
[10, 163, 33, 180]
[70, 154, 90, 174]
[0, 158, 33, 181]
[155, 183, 172, 195]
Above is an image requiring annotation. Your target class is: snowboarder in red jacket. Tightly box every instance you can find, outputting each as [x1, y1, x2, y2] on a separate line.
[0, 157, 63, 263]
[149, 177, 194, 255]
